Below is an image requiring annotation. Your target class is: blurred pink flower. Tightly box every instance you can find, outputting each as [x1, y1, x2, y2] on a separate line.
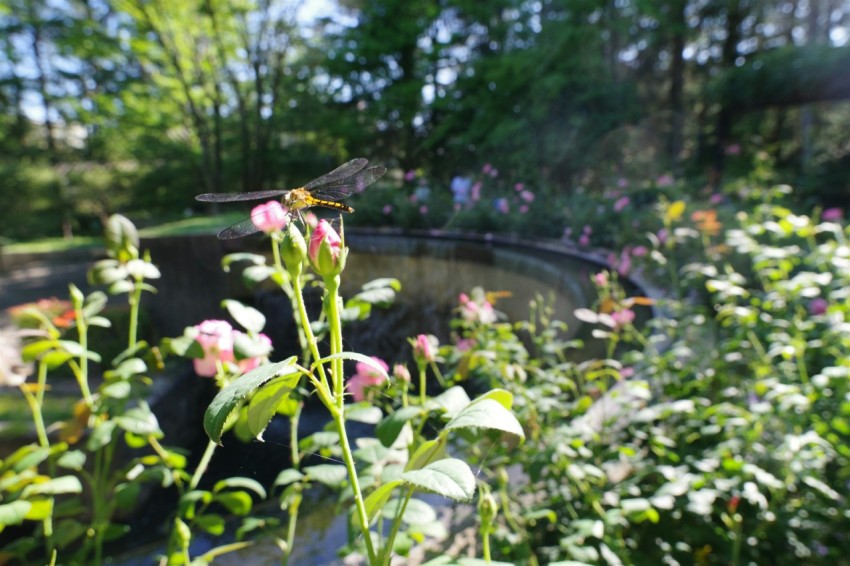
[520, 190, 535, 203]
[413, 334, 437, 363]
[404, 169, 416, 182]
[514, 183, 524, 192]
[611, 308, 635, 329]
[657, 228, 669, 244]
[471, 181, 482, 202]
[656, 174, 674, 187]
[724, 143, 742, 155]
[583, 225, 592, 234]
[419, 205, 429, 215]
[482, 163, 492, 174]
[519, 205, 529, 214]
[489, 168, 498, 178]
[593, 272, 608, 287]
[393, 363, 411, 383]
[613, 196, 630, 213]
[631, 245, 648, 257]
[563, 227, 573, 240]
[193, 320, 235, 377]
[709, 193, 724, 205]
[823, 207, 843, 221]
[455, 338, 476, 351]
[458, 293, 497, 324]
[348, 357, 389, 402]
[617, 178, 628, 189]
[382, 204, 393, 215]
[251, 201, 288, 233]
[495, 198, 509, 214]
[409, 194, 418, 203]
[303, 212, 319, 228]
[620, 366, 635, 378]
[579, 234, 590, 246]
[809, 298, 828, 316]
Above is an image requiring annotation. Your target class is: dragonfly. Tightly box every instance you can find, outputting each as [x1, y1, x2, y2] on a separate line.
[196, 158, 386, 239]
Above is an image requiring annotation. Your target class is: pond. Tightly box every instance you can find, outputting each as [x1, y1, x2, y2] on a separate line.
[30, 230, 642, 564]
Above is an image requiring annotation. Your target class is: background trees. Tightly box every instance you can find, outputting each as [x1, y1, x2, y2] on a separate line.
[1, 0, 849, 239]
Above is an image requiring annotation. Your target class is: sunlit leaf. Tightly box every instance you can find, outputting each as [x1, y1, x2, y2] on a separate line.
[401, 458, 476, 502]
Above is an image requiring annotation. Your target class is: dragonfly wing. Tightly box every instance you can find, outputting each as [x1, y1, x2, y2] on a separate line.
[303, 158, 369, 190]
[217, 217, 264, 239]
[308, 166, 387, 200]
[196, 189, 288, 203]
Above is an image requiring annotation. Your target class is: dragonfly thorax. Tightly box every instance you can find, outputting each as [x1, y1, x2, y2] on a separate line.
[284, 188, 312, 210]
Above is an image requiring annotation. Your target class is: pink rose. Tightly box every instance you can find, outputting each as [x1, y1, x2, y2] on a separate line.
[193, 320, 235, 377]
[347, 357, 389, 402]
[611, 309, 635, 329]
[250, 201, 288, 233]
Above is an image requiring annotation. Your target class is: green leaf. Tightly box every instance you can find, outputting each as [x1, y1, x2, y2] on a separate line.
[126, 259, 161, 280]
[204, 358, 299, 444]
[197, 514, 226, 535]
[304, 464, 348, 487]
[273, 468, 305, 488]
[233, 331, 273, 359]
[9, 446, 51, 472]
[87, 421, 117, 451]
[428, 386, 471, 418]
[213, 477, 267, 499]
[384, 497, 437, 525]
[114, 405, 162, 436]
[444, 399, 525, 440]
[345, 402, 384, 424]
[473, 389, 514, 411]
[358, 480, 403, 528]
[104, 214, 139, 260]
[405, 437, 447, 472]
[0, 501, 31, 527]
[213, 491, 253, 515]
[23, 499, 53, 520]
[246, 373, 300, 440]
[22, 475, 83, 497]
[376, 406, 422, 447]
[56, 450, 86, 471]
[101, 381, 132, 399]
[222, 299, 266, 334]
[222, 253, 267, 272]
[105, 357, 147, 380]
[162, 333, 205, 358]
[82, 291, 108, 318]
[401, 458, 476, 502]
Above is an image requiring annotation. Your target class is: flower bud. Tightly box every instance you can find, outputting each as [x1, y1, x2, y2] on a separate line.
[308, 219, 345, 277]
[281, 223, 307, 278]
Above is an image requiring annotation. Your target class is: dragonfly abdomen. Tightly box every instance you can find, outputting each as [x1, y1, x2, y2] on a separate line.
[286, 188, 354, 213]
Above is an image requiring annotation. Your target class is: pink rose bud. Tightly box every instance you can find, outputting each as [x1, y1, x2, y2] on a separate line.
[413, 334, 437, 363]
[251, 201, 288, 233]
[393, 363, 411, 383]
[308, 219, 344, 276]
